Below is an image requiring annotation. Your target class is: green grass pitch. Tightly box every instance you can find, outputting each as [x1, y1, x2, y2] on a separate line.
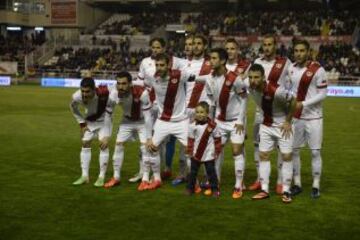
[0, 85, 359, 240]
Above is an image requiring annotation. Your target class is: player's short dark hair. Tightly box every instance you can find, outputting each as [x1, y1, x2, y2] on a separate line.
[249, 64, 265, 76]
[210, 48, 228, 63]
[193, 34, 208, 46]
[150, 37, 166, 47]
[263, 34, 277, 45]
[116, 71, 132, 83]
[293, 39, 310, 50]
[155, 53, 170, 64]
[196, 101, 210, 113]
[185, 34, 194, 41]
[225, 38, 239, 47]
[80, 77, 95, 90]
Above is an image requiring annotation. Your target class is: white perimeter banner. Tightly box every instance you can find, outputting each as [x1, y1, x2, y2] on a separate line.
[0, 62, 18, 75]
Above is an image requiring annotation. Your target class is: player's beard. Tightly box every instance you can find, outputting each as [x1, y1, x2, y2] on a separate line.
[193, 50, 204, 58]
[296, 57, 307, 66]
[118, 90, 129, 98]
[264, 49, 275, 59]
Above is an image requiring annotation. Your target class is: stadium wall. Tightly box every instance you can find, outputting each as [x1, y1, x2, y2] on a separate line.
[0, 1, 110, 30]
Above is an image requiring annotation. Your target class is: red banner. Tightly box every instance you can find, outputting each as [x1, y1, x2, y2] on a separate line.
[51, 0, 77, 25]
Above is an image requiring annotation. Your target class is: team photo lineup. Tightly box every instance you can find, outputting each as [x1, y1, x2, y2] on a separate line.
[2, 0, 360, 239]
[70, 34, 327, 203]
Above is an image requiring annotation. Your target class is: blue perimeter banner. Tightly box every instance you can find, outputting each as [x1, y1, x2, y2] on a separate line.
[0, 76, 11, 86]
[41, 78, 116, 88]
[327, 86, 360, 97]
[41, 77, 360, 98]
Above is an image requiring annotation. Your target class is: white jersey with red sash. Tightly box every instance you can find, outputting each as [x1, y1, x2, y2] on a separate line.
[147, 69, 190, 122]
[138, 56, 185, 103]
[254, 56, 291, 87]
[226, 59, 251, 76]
[70, 85, 113, 128]
[109, 85, 152, 123]
[248, 83, 293, 127]
[252, 56, 292, 120]
[206, 70, 247, 125]
[188, 119, 222, 162]
[289, 61, 327, 120]
[185, 57, 212, 108]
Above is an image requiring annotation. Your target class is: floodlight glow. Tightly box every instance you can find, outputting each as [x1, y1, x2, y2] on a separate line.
[7, 27, 22, 31]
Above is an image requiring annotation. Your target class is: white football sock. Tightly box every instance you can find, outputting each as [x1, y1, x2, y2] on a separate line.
[150, 152, 161, 181]
[234, 154, 245, 189]
[80, 147, 91, 178]
[276, 148, 283, 185]
[293, 148, 301, 187]
[140, 145, 147, 176]
[282, 160, 293, 193]
[141, 149, 151, 182]
[98, 148, 109, 178]
[311, 149, 322, 189]
[259, 161, 271, 193]
[112, 145, 124, 180]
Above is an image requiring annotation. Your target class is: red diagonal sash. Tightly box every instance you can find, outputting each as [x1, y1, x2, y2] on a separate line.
[267, 57, 287, 85]
[187, 59, 212, 108]
[261, 83, 279, 126]
[129, 85, 145, 121]
[294, 62, 321, 118]
[217, 71, 238, 121]
[160, 70, 181, 121]
[194, 120, 217, 161]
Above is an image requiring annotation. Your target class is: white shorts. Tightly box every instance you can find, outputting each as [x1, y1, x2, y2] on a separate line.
[116, 121, 147, 144]
[215, 119, 245, 145]
[82, 121, 110, 142]
[253, 110, 263, 145]
[259, 124, 293, 154]
[293, 118, 323, 150]
[152, 118, 189, 147]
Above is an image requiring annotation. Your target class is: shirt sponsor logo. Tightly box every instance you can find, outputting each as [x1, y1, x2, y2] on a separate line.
[306, 71, 313, 77]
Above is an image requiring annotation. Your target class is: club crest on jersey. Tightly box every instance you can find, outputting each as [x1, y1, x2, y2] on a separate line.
[236, 68, 244, 74]
[171, 78, 178, 84]
[306, 71, 313, 77]
[275, 63, 283, 69]
[207, 126, 213, 132]
[205, 61, 210, 66]
[226, 80, 232, 86]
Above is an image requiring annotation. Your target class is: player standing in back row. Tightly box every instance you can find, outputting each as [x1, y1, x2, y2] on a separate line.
[288, 39, 327, 198]
[249, 35, 292, 195]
